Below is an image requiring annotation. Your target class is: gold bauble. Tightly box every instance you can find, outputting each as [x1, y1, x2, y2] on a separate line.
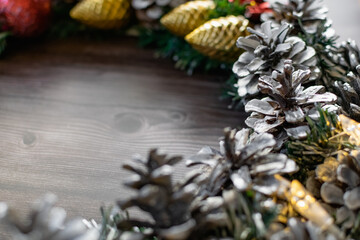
[160, 0, 215, 37]
[70, 0, 131, 29]
[185, 15, 250, 62]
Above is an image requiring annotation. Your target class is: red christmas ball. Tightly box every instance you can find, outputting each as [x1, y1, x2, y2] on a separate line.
[0, 0, 51, 37]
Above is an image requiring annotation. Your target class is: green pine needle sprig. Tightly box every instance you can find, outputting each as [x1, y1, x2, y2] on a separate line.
[0, 31, 11, 56]
[351, 212, 360, 239]
[209, 0, 247, 19]
[297, 20, 348, 89]
[297, 20, 338, 49]
[99, 206, 126, 240]
[48, 1, 127, 39]
[287, 108, 354, 182]
[221, 74, 247, 109]
[223, 190, 278, 240]
[48, 1, 85, 38]
[138, 28, 232, 75]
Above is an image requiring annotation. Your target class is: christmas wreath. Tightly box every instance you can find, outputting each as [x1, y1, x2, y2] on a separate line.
[1, 0, 360, 239]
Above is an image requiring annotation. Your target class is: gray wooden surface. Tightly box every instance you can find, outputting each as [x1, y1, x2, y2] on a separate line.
[0, 0, 359, 238]
[0, 38, 244, 226]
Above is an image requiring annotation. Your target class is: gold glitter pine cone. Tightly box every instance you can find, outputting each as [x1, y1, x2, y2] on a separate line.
[185, 15, 250, 62]
[70, 0, 131, 29]
[160, 0, 215, 37]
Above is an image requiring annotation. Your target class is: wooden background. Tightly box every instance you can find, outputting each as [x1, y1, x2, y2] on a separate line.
[0, 0, 359, 237]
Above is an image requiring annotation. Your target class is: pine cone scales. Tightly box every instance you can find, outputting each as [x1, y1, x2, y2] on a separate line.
[122, 149, 182, 189]
[333, 40, 360, 121]
[185, 15, 250, 62]
[334, 70, 360, 121]
[160, 0, 215, 37]
[308, 148, 360, 231]
[118, 150, 229, 239]
[262, 0, 328, 34]
[119, 150, 195, 237]
[245, 60, 337, 140]
[132, 0, 186, 25]
[270, 217, 336, 240]
[187, 128, 297, 196]
[0, 194, 99, 240]
[336, 39, 360, 71]
[232, 21, 318, 97]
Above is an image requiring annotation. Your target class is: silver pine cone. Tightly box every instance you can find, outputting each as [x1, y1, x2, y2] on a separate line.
[334, 66, 360, 121]
[132, 0, 186, 25]
[307, 149, 360, 232]
[332, 40, 360, 121]
[0, 194, 99, 240]
[232, 21, 318, 97]
[262, 0, 328, 34]
[335, 39, 360, 71]
[118, 149, 229, 240]
[245, 59, 337, 141]
[186, 127, 297, 196]
[269, 217, 337, 240]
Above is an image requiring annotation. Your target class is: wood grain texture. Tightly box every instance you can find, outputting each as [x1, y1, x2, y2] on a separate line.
[0, 37, 245, 238]
[0, 1, 359, 238]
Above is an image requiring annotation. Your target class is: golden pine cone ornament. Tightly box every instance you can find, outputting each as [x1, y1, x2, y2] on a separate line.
[185, 15, 250, 62]
[160, 0, 215, 37]
[70, 0, 131, 29]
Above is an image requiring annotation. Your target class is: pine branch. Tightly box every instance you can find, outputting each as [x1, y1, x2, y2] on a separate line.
[0, 32, 11, 56]
[209, 0, 247, 19]
[48, 1, 126, 39]
[351, 212, 360, 239]
[225, 190, 278, 240]
[138, 27, 232, 75]
[287, 108, 353, 182]
[98, 206, 128, 240]
[221, 74, 246, 109]
[297, 20, 347, 88]
[48, 1, 83, 38]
